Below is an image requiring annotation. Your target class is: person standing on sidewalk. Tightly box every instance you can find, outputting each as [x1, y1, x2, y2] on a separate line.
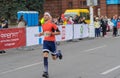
[0, 17, 8, 53]
[94, 17, 101, 37]
[37, 12, 63, 78]
[112, 15, 118, 37]
[1, 17, 8, 28]
[117, 16, 120, 36]
[17, 15, 27, 28]
[100, 16, 108, 37]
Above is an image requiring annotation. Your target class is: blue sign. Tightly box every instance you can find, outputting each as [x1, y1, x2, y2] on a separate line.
[106, 0, 120, 4]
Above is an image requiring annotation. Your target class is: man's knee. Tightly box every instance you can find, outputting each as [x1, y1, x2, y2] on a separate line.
[51, 54, 57, 60]
[43, 51, 49, 57]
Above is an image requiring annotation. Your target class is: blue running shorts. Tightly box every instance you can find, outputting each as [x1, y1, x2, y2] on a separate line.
[43, 40, 56, 55]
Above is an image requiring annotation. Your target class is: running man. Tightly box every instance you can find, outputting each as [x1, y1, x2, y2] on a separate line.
[38, 12, 63, 78]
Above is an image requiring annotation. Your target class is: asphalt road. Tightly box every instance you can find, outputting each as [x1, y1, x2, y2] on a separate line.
[0, 35, 120, 78]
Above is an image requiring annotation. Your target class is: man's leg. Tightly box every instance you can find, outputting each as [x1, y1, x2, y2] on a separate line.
[42, 52, 49, 77]
[95, 28, 97, 37]
[50, 41, 63, 60]
[51, 54, 57, 60]
[56, 50, 63, 59]
[51, 50, 63, 60]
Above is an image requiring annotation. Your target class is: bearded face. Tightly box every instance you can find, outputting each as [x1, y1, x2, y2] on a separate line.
[44, 14, 50, 21]
[43, 12, 52, 22]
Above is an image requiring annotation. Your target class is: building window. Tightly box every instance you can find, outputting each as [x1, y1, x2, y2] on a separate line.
[80, 1, 82, 7]
[83, 1, 86, 6]
[68, 2, 73, 8]
[98, 0, 100, 5]
[80, 0, 86, 8]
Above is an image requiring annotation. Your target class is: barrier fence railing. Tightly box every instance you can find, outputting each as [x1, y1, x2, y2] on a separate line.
[0, 24, 92, 50]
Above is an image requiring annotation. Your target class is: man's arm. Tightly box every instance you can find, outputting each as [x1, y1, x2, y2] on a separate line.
[39, 32, 44, 36]
[51, 28, 60, 35]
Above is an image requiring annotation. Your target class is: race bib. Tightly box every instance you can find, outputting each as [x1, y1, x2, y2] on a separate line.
[44, 31, 51, 37]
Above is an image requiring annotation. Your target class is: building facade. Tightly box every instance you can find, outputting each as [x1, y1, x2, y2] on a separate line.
[44, 0, 120, 18]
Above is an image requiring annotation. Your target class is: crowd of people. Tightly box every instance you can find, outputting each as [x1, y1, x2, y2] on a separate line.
[44, 14, 87, 25]
[46, 14, 120, 38]
[94, 15, 120, 38]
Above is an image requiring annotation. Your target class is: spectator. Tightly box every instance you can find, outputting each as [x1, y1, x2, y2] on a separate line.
[112, 15, 118, 37]
[117, 16, 120, 36]
[1, 17, 8, 28]
[0, 17, 8, 53]
[57, 16, 63, 25]
[17, 15, 27, 28]
[94, 17, 101, 37]
[100, 16, 107, 37]
[73, 15, 79, 24]
[107, 18, 114, 31]
[52, 18, 58, 25]
[40, 17, 45, 26]
[78, 17, 87, 24]
[66, 16, 74, 24]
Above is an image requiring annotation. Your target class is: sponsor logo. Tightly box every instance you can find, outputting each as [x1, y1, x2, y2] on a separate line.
[0, 32, 19, 39]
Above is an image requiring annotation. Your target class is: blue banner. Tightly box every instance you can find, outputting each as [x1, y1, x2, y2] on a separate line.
[106, 0, 120, 4]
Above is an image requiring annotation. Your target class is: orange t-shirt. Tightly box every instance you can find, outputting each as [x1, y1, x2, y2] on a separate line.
[42, 20, 58, 41]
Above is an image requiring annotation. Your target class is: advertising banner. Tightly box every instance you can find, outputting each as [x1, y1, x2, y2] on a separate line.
[74, 24, 81, 39]
[26, 26, 42, 46]
[106, 0, 120, 4]
[65, 24, 73, 40]
[56, 25, 73, 41]
[61, 26, 66, 40]
[74, 24, 89, 39]
[89, 24, 95, 37]
[83, 24, 89, 38]
[56, 26, 62, 41]
[0, 28, 26, 50]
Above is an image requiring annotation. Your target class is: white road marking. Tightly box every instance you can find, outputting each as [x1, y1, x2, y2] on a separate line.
[83, 45, 107, 52]
[101, 65, 120, 75]
[0, 62, 43, 75]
